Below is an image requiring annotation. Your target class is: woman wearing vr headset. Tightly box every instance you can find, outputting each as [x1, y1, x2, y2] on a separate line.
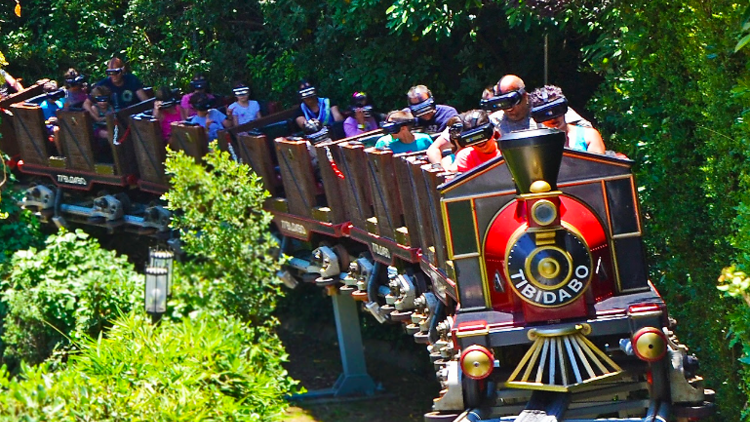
[181, 73, 215, 120]
[152, 86, 183, 142]
[62, 68, 88, 110]
[529, 85, 605, 154]
[343, 91, 379, 137]
[227, 81, 261, 126]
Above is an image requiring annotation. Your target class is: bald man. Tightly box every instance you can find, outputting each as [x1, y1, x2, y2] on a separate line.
[84, 57, 148, 115]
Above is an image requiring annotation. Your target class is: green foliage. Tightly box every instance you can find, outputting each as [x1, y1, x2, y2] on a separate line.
[0, 312, 295, 421]
[0, 161, 43, 274]
[1, 229, 141, 367]
[163, 144, 282, 325]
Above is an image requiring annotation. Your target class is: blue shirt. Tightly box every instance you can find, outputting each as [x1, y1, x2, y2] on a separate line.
[375, 132, 433, 154]
[93, 74, 144, 110]
[188, 109, 226, 141]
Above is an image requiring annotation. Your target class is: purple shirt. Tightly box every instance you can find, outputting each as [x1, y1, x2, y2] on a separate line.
[418, 104, 458, 133]
[343, 116, 378, 137]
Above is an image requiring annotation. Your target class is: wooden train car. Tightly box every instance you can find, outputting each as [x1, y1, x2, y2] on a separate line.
[0, 90, 715, 421]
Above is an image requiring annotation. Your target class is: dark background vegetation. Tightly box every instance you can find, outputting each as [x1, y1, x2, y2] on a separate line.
[2, 0, 750, 420]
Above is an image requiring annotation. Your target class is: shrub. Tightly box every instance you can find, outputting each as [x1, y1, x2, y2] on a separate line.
[0, 159, 43, 275]
[163, 144, 284, 326]
[1, 229, 141, 367]
[0, 312, 295, 421]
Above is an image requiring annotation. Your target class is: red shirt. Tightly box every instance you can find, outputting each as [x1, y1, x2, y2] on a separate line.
[454, 147, 502, 172]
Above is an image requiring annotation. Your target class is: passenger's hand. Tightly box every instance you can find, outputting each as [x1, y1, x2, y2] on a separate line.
[355, 108, 365, 125]
[226, 107, 233, 117]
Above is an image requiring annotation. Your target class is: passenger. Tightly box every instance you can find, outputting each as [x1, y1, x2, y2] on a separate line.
[84, 57, 148, 114]
[152, 86, 183, 142]
[180, 73, 215, 120]
[375, 110, 432, 154]
[449, 109, 501, 173]
[227, 81, 261, 126]
[529, 85, 605, 154]
[62, 68, 88, 110]
[343, 91, 379, 137]
[89, 85, 114, 162]
[187, 92, 231, 141]
[406, 85, 458, 133]
[482, 74, 538, 135]
[410, 85, 459, 164]
[0, 68, 23, 98]
[38, 80, 64, 121]
[294, 79, 344, 130]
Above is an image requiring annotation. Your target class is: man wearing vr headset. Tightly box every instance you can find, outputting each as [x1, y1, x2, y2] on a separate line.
[227, 81, 261, 126]
[406, 85, 458, 133]
[529, 85, 605, 154]
[449, 109, 502, 173]
[294, 79, 343, 131]
[181, 73, 216, 120]
[84, 57, 148, 116]
[374, 110, 433, 154]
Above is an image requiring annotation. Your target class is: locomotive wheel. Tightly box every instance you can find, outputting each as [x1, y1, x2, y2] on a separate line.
[423, 412, 460, 422]
[462, 377, 483, 409]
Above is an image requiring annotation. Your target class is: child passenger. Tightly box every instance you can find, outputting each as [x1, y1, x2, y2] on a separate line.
[62, 68, 88, 110]
[187, 92, 230, 141]
[227, 81, 261, 126]
[89, 85, 114, 162]
[152, 86, 182, 142]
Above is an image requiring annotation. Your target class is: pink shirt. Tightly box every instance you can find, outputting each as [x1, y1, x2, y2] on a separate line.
[159, 106, 183, 141]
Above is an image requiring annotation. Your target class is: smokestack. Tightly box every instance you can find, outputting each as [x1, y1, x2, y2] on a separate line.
[498, 128, 566, 194]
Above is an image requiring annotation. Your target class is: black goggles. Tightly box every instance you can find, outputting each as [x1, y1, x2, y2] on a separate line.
[351, 104, 373, 115]
[106, 68, 123, 75]
[65, 75, 85, 86]
[299, 86, 317, 99]
[94, 95, 110, 102]
[159, 100, 178, 109]
[531, 96, 568, 122]
[408, 97, 436, 117]
[450, 122, 495, 149]
[190, 79, 208, 90]
[306, 127, 331, 145]
[381, 119, 417, 135]
[233, 87, 250, 96]
[193, 100, 211, 111]
[480, 88, 525, 111]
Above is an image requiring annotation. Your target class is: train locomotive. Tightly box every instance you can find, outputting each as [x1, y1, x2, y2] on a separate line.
[0, 81, 715, 422]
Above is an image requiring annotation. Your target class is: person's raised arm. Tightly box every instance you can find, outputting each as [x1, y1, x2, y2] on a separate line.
[0, 69, 23, 92]
[136, 88, 149, 102]
[331, 105, 344, 122]
[83, 97, 98, 119]
[426, 134, 450, 164]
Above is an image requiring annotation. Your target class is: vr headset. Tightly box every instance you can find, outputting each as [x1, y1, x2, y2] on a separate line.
[94, 95, 110, 103]
[105, 67, 123, 76]
[306, 126, 331, 145]
[530, 96, 568, 122]
[352, 104, 373, 117]
[233, 86, 250, 96]
[381, 118, 417, 135]
[159, 100, 178, 109]
[299, 86, 317, 99]
[450, 122, 495, 149]
[480, 88, 525, 112]
[192, 97, 211, 111]
[408, 96, 436, 118]
[65, 74, 86, 87]
[46, 89, 65, 101]
[190, 78, 208, 91]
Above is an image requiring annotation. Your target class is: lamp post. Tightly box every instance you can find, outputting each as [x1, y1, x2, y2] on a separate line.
[145, 248, 175, 323]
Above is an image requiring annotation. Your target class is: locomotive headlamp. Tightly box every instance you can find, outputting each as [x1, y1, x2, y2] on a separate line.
[460, 345, 494, 380]
[632, 327, 668, 362]
[531, 199, 557, 226]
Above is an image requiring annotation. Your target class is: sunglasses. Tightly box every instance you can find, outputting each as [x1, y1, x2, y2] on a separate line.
[95, 96, 110, 102]
[106, 68, 123, 75]
[480, 88, 525, 111]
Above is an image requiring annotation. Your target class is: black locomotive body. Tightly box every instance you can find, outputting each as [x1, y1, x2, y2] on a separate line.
[1, 82, 714, 421]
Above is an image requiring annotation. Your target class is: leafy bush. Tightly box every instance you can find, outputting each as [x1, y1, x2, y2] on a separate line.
[164, 144, 283, 325]
[1, 229, 141, 367]
[0, 160, 43, 274]
[0, 312, 295, 421]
